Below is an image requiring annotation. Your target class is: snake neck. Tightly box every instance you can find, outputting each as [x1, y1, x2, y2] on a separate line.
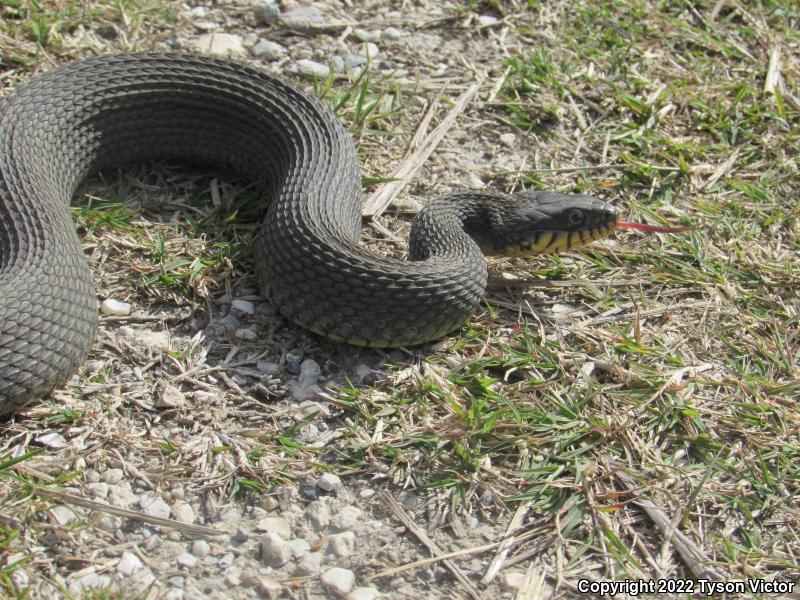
[408, 191, 509, 261]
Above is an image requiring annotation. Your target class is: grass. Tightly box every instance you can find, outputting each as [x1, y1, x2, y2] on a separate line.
[0, 0, 799, 598]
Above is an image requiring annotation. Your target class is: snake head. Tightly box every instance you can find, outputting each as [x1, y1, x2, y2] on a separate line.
[480, 191, 618, 257]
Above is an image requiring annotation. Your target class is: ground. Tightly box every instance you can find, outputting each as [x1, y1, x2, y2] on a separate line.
[0, 0, 798, 599]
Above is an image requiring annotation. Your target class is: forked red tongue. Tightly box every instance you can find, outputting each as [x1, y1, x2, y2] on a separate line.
[616, 220, 693, 233]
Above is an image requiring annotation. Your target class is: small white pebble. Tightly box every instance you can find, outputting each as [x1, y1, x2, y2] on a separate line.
[191, 540, 210, 558]
[320, 567, 355, 596]
[317, 473, 342, 493]
[36, 431, 67, 449]
[231, 299, 255, 315]
[100, 298, 131, 316]
[116, 551, 143, 576]
[499, 132, 516, 148]
[176, 553, 198, 568]
[235, 328, 259, 341]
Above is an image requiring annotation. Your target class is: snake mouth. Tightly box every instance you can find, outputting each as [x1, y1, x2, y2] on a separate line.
[481, 224, 617, 257]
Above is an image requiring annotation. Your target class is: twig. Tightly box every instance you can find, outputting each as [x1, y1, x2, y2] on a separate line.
[380, 491, 483, 600]
[480, 501, 530, 585]
[362, 74, 486, 218]
[35, 488, 222, 538]
[704, 149, 739, 190]
[764, 46, 783, 95]
[616, 471, 728, 581]
[366, 528, 542, 582]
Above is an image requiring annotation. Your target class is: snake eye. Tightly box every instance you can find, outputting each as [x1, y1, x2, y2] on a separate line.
[567, 208, 584, 227]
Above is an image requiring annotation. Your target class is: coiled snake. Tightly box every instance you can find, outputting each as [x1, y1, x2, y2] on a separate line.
[0, 53, 621, 415]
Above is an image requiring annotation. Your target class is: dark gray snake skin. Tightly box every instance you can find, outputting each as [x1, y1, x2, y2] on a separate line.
[0, 53, 616, 415]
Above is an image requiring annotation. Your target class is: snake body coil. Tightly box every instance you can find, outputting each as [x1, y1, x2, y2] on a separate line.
[0, 54, 616, 415]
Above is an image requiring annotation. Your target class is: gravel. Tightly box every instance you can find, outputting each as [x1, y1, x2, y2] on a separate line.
[251, 39, 288, 60]
[321, 567, 356, 596]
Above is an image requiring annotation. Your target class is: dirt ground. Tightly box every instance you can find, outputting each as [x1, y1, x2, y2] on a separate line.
[1, 1, 798, 599]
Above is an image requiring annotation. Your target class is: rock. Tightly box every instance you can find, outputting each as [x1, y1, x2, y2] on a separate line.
[68, 571, 112, 595]
[49, 506, 77, 526]
[193, 390, 215, 403]
[260, 533, 293, 567]
[225, 568, 241, 587]
[103, 468, 124, 485]
[157, 384, 184, 409]
[290, 383, 322, 402]
[172, 502, 195, 524]
[353, 28, 380, 42]
[503, 571, 526, 591]
[116, 551, 143, 576]
[358, 488, 375, 499]
[285, 351, 303, 374]
[251, 39, 288, 60]
[176, 553, 198, 568]
[317, 473, 342, 493]
[86, 482, 109, 499]
[257, 361, 281, 376]
[398, 490, 421, 509]
[256, 577, 283, 599]
[139, 492, 170, 519]
[131, 567, 155, 593]
[293, 59, 333, 79]
[499, 132, 516, 148]
[343, 54, 368, 70]
[305, 500, 331, 531]
[321, 567, 356, 596]
[220, 313, 240, 329]
[298, 359, 321, 386]
[466, 173, 486, 190]
[289, 538, 311, 558]
[188, 33, 247, 59]
[108, 482, 137, 508]
[97, 516, 121, 532]
[100, 298, 131, 316]
[353, 363, 378, 385]
[331, 506, 362, 531]
[193, 20, 218, 32]
[364, 42, 380, 59]
[348, 587, 381, 600]
[84, 361, 105, 376]
[295, 551, 322, 575]
[191, 540, 210, 558]
[164, 589, 184, 600]
[253, 2, 280, 25]
[235, 328, 258, 341]
[381, 27, 406, 41]
[278, 6, 327, 31]
[231, 299, 255, 315]
[144, 535, 160, 551]
[328, 531, 355, 558]
[299, 481, 321, 501]
[477, 15, 499, 27]
[256, 516, 291, 539]
[36, 431, 67, 449]
[219, 552, 235, 568]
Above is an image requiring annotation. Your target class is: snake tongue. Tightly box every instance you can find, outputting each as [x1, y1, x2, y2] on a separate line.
[616, 220, 693, 233]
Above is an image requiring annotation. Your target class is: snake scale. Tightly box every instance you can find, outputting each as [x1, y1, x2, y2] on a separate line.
[0, 53, 618, 415]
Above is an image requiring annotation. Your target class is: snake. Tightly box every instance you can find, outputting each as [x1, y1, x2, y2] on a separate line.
[0, 53, 620, 416]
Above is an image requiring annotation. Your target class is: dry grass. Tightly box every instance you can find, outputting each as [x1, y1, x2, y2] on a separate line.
[1, 0, 798, 598]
